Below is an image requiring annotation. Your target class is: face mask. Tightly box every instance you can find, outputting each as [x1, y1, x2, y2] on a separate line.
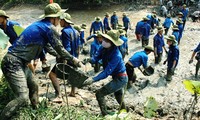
[102, 40, 111, 48]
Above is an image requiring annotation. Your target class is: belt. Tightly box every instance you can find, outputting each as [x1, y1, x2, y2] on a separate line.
[117, 72, 127, 77]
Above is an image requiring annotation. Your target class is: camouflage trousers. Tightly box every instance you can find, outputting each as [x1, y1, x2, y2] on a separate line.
[0, 53, 38, 120]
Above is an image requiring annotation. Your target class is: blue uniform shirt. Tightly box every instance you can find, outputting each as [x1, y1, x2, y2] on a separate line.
[8, 19, 73, 62]
[129, 51, 148, 68]
[90, 21, 104, 34]
[0, 20, 20, 44]
[111, 15, 118, 25]
[61, 26, 80, 58]
[194, 43, 200, 53]
[172, 31, 179, 42]
[153, 33, 165, 54]
[167, 45, 179, 69]
[178, 23, 183, 41]
[90, 39, 101, 57]
[79, 31, 85, 45]
[119, 35, 128, 55]
[135, 21, 144, 34]
[141, 23, 151, 39]
[122, 16, 130, 29]
[181, 8, 189, 21]
[91, 46, 126, 82]
[103, 17, 110, 30]
[163, 17, 174, 28]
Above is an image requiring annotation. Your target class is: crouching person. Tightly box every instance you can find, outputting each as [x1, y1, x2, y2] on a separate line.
[83, 30, 128, 116]
[125, 46, 154, 88]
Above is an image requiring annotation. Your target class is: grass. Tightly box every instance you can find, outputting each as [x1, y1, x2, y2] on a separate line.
[13, 99, 104, 120]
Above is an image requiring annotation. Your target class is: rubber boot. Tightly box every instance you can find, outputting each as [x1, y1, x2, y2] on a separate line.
[115, 95, 126, 110]
[195, 61, 200, 78]
[96, 94, 108, 116]
[0, 97, 29, 120]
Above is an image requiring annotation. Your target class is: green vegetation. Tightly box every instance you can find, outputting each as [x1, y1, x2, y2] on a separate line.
[0, 0, 134, 9]
[13, 100, 104, 120]
[183, 80, 200, 120]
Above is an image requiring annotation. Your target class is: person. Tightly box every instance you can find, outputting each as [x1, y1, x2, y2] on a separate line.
[79, 23, 87, 50]
[172, 25, 179, 43]
[189, 43, 200, 78]
[118, 29, 128, 59]
[163, 14, 174, 35]
[0, 10, 48, 75]
[160, 5, 168, 18]
[90, 16, 104, 36]
[74, 25, 84, 55]
[86, 31, 103, 73]
[177, 12, 183, 19]
[135, 19, 144, 41]
[125, 46, 154, 88]
[122, 12, 131, 34]
[83, 30, 128, 116]
[153, 26, 167, 64]
[49, 12, 81, 100]
[140, 17, 151, 47]
[103, 12, 111, 33]
[111, 11, 118, 29]
[180, 4, 189, 30]
[0, 3, 83, 119]
[147, 13, 157, 30]
[176, 18, 183, 44]
[163, 35, 179, 81]
[167, 0, 173, 14]
[0, 10, 22, 44]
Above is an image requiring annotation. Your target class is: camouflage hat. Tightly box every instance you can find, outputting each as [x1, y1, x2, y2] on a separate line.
[176, 18, 183, 24]
[167, 14, 171, 17]
[95, 16, 101, 22]
[165, 35, 176, 42]
[105, 12, 109, 17]
[157, 26, 163, 32]
[122, 12, 126, 16]
[73, 25, 83, 32]
[142, 17, 149, 21]
[0, 10, 9, 18]
[113, 11, 117, 15]
[144, 46, 154, 52]
[177, 12, 183, 16]
[39, 3, 62, 18]
[101, 30, 124, 46]
[94, 31, 102, 37]
[152, 11, 157, 14]
[118, 29, 126, 35]
[60, 12, 73, 24]
[172, 25, 179, 30]
[152, 14, 157, 18]
[117, 24, 125, 30]
[81, 23, 87, 29]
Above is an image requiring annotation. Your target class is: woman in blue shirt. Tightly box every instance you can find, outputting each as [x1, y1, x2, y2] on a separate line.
[83, 30, 128, 116]
[189, 43, 200, 78]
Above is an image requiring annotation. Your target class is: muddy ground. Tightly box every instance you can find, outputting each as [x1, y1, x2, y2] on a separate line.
[2, 3, 200, 119]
